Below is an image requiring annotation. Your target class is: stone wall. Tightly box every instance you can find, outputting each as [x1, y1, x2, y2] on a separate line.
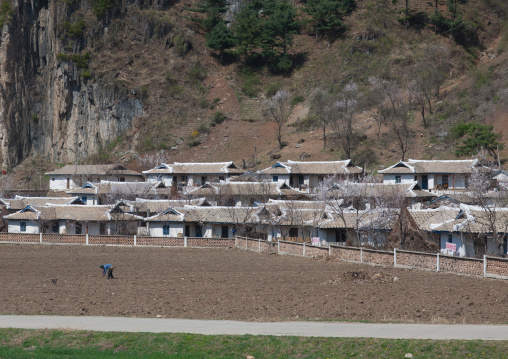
[485, 256, 508, 277]
[137, 237, 185, 247]
[438, 255, 483, 276]
[397, 250, 437, 271]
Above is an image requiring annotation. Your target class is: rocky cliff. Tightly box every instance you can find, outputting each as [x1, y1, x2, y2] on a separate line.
[0, 0, 143, 169]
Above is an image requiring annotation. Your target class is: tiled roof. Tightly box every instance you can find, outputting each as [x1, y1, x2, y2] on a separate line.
[319, 210, 397, 230]
[408, 208, 459, 231]
[259, 160, 363, 175]
[380, 159, 478, 175]
[4, 204, 142, 222]
[187, 182, 306, 197]
[324, 181, 435, 199]
[133, 198, 206, 213]
[46, 164, 142, 177]
[143, 162, 243, 175]
[0, 196, 83, 210]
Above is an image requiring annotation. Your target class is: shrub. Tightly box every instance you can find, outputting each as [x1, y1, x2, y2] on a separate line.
[140, 85, 148, 99]
[265, 82, 282, 97]
[188, 63, 207, 83]
[64, 18, 86, 38]
[188, 139, 201, 147]
[0, 0, 12, 28]
[212, 111, 227, 125]
[196, 123, 210, 134]
[291, 95, 304, 106]
[92, 0, 113, 18]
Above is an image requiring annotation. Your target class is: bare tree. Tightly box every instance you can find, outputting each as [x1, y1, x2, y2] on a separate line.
[369, 77, 413, 161]
[265, 90, 292, 150]
[330, 82, 361, 159]
[137, 150, 172, 171]
[311, 89, 332, 149]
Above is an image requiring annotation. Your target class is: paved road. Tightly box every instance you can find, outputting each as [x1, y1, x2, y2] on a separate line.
[1, 315, 508, 340]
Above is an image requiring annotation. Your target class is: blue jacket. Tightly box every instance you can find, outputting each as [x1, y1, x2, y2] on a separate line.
[102, 264, 112, 275]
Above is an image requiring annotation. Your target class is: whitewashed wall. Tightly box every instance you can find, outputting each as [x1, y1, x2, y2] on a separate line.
[8, 221, 40, 234]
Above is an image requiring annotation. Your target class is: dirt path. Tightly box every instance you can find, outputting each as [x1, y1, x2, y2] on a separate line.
[1, 244, 507, 324]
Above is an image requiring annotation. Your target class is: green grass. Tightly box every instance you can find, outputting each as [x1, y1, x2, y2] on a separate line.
[0, 328, 507, 358]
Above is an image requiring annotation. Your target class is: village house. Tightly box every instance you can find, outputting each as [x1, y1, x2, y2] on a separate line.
[46, 164, 144, 191]
[143, 162, 244, 188]
[66, 181, 173, 205]
[186, 181, 308, 206]
[379, 159, 479, 191]
[257, 160, 363, 190]
[4, 204, 142, 235]
[322, 181, 436, 209]
[142, 205, 255, 238]
[409, 205, 508, 257]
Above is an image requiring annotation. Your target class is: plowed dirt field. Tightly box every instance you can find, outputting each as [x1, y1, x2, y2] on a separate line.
[1, 244, 507, 323]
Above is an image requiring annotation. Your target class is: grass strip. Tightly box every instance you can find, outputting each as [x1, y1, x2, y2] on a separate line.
[0, 328, 506, 358]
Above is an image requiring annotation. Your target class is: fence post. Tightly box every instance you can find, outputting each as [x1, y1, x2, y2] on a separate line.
[329, 242, 331, 256]
[360, 248, 363, 263]
[184, 236, 187, 248]
[484, 255, 487, 277]
[134, 235, 137, 246]
[394, 248, 397, 267]
[278, 239, 280, 254]
[39, 232, 43, 244]
[258, 239, 261, 252]
[303, 242, 306, 257]
[86, 234, 89, 245]
[437, 253, 440, 272]
[246, 237, 248, 249]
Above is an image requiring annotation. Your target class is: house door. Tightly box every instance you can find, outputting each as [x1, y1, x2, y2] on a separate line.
[221, 226, 229, 238]
[422, 175, 428, 190]
[184, 225, 190, 237]
[195, 225, 202, 237]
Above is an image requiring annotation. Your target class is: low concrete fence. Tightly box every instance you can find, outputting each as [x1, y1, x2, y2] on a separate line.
[0, 232, 234, 248]
[2, 232, 508, 279]
[236, 237, 508, 279]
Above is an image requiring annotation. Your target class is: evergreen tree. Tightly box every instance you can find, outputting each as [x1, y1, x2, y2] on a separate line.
[232, 5, 263, 59]
[304, 0, 354, 42]
[206, 21, 235, 54]
[187, 0, 228, 33]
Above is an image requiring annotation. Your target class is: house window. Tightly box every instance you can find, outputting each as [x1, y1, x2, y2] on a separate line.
[82, 196, 87, 203]
[52, 222, 59, 233]
[20, 222, 26, 232]
[298, 175, 304, 185]
[99, 223, 106, 235]
[448, 234, 453, 243]
[75, 222, 82, 235]
[289, 228, 298, 238]
[163, 225, 170, 236]
[395, 176, 401, 184]
[119, 177, 125, 182]
[273, 176, 278, 182]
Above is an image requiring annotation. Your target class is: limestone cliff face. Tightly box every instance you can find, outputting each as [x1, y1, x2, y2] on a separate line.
[0, 0, 143, 169]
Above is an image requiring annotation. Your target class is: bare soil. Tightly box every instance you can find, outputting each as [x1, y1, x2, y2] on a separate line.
[1, 244, 507, 324]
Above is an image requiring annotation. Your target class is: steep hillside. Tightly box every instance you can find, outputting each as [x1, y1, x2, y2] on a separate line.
[0, 0, 507, 173]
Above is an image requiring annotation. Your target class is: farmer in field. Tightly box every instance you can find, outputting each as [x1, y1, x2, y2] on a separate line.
[100, 264, 115, 279]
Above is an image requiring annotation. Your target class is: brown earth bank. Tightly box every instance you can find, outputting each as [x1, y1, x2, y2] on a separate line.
[0, 244, 507, 324]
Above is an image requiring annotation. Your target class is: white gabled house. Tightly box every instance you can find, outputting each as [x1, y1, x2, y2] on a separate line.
[4, 204, 143, 235]
[46, 164, 144, 190]
[143, 162, 244, 188]
[379, 159, 479, 190]
[257, 160, 363, 190]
